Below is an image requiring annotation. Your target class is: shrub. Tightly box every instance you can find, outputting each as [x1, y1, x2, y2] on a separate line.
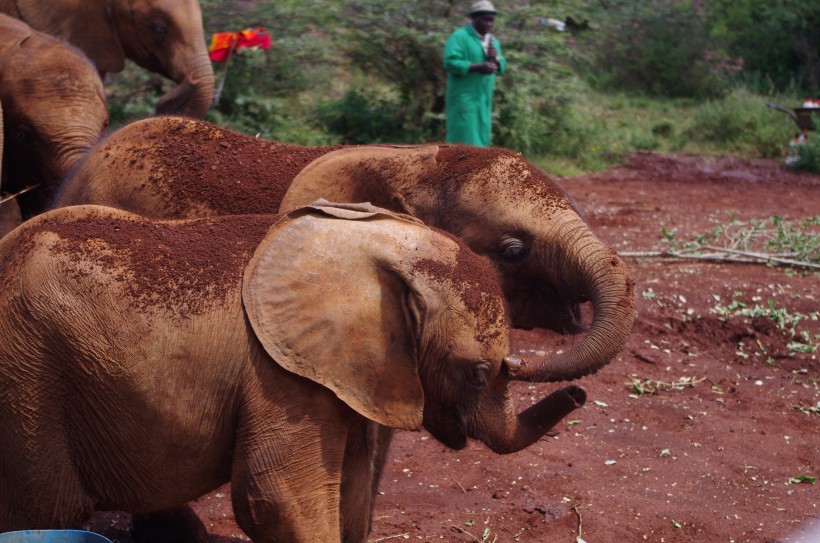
[315, 88, 428, 144]
[710, 0, 820, 94]
[789, 135, 820, 173]
[579, 0, 736, 99]
[683, 89, 798, 158]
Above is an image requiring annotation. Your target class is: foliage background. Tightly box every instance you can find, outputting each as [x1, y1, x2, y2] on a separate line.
[104, 0, 820, 173]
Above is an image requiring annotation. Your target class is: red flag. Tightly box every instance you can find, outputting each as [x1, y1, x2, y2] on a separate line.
[209, 27, 272, 62]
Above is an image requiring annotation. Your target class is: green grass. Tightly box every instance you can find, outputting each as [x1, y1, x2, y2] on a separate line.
[534, 88, 803, 176]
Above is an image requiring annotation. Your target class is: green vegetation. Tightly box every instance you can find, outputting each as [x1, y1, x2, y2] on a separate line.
[104, 0, 820, 173]
[661, 215, 820, 267]
[628, 375, 705, 396]
[713, 295, 819, 355]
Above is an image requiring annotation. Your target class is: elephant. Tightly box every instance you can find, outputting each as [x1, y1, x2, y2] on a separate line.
[0, 14, 109, 219]
[0, 201, 587, 543]
[55, 115, 636, 383]
[0, 99, 14, 238]
[0, 0, 214, 118]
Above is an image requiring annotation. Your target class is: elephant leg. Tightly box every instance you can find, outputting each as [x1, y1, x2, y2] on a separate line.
[231, 408, 351, 542]
[131, 505, 208, 543]
[368, 426, 395, 522]
[340, 421, 381, 543]
[232, 455, 345, 543]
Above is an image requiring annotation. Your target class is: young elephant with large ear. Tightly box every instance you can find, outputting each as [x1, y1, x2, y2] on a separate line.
[0, 0, 214, 118]
[0, 201, 585, 543]
[0, 14, 109, 218]
[54, 116, 635, 383]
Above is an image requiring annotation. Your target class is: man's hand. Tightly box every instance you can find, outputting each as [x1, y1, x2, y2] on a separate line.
[470, 61, 498, 74]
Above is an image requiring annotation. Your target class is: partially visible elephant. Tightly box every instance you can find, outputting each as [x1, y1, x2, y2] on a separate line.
[0, 0, 214, 118]
[55, 116, 636, 383]
[0, 97, 26, 239]
[0, 14, 109, 218]
[0, 99, 14, 237]
[0, 201, 586, 543]
[0, 198, 21, 238]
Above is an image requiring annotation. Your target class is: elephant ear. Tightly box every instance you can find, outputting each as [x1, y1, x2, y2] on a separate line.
[280, 145, 441, 214]
[242, 201, 436, 430]
[16, 0, 125, 73]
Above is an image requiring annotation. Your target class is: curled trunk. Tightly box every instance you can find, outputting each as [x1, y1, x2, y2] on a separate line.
[156, 55, 214, 118]
[473, 380, 586, 455]
[507, 220, 636, 382]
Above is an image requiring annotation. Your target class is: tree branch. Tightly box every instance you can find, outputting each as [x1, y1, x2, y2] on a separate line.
[620, 247, 820, 270]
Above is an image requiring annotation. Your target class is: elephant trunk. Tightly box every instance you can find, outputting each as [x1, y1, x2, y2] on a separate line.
[473, 379, 586, 455]
[508, 221, 636, 382]
[155, 53, 215, 118]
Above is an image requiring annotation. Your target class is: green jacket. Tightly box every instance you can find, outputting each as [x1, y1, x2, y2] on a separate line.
[443, 24, 506, 147]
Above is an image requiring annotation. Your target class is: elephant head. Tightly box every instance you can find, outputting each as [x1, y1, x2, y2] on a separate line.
[244, 201, 587, 453]
[0, 14, 109, 218]
[281, 146, 636, 383]
[0, 0, 214, 118]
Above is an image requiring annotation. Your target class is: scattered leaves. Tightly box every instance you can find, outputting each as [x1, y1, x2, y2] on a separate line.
[796, 402, 820, 416]
[629, 376, 705, 395]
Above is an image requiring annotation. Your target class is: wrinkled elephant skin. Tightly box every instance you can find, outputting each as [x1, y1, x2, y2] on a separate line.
[0, 202, 584, 542]
[0, 14, 108, 218]
[55, 116, 635, 383]
[0, 0, 214, 118]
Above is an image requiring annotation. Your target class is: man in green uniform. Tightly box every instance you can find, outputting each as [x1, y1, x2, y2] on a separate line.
[443, 1, 507, 147]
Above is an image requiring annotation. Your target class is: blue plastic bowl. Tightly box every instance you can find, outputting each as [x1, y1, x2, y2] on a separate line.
[0, 530, 112, 543]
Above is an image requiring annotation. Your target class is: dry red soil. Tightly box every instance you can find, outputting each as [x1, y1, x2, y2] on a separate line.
[89, 152, 819, 543]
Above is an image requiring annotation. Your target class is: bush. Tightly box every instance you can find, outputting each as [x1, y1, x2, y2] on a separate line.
[579, 0, 736, 99]
[315, 88, 429, 144]
[789, 135, 820, 173]
[683, 89, 800, 158]
[710, 0, 820, 94]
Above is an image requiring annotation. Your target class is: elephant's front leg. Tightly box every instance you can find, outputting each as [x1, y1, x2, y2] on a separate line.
[231, 394, 353, 542]
[340, 420, 382, 543]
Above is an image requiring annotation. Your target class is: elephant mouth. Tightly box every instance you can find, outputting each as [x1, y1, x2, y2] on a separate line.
[423, 406, 468, 450]
[511, 297, 586, 334]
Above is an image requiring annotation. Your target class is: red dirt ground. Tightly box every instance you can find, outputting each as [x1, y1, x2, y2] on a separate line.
[88, 152, 819, 543]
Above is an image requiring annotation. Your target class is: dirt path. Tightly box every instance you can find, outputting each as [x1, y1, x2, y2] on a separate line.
[90, 152, 820, 543]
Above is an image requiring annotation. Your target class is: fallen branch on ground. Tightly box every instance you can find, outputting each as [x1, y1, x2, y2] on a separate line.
[620, 247, 819, 270]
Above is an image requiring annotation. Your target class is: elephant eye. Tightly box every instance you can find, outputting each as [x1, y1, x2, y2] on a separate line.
[465, 365, 490, 391]
[499, 237, 529, 263]
[153, 22, 169, 38]
[13, 124, 35, 144]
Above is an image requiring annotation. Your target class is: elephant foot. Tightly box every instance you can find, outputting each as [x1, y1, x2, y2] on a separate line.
[132, 505, 208, 543]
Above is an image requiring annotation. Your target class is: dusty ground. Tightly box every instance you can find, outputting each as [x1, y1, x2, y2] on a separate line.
[89, 152, 819, 543]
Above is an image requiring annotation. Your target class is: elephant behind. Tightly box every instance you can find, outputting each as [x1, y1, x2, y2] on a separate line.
[0, 0, 214, 118]
[55, 116, 636, 384]
[0, 14, 109, 218]
[0, 100, 16, 238]
[0, 201, 585, 543]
